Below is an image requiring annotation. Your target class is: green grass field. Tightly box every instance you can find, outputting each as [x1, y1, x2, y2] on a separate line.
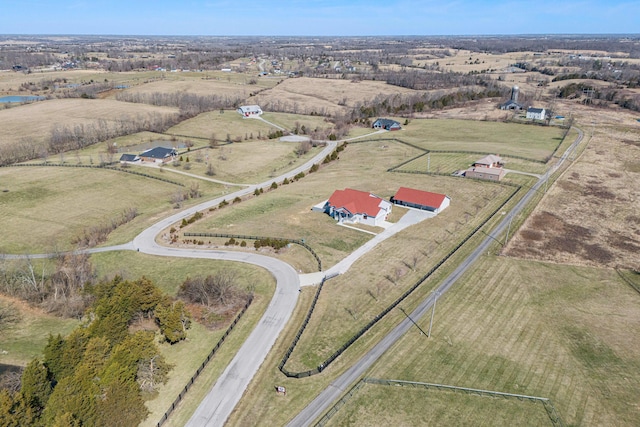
[0, 166, 222, 253]
[395, 152, 549, 176]
[0, 296, 79, 367]
[371, 119, 565, 161]
[357, 257, 640, 426]
[1, 107, 610, 427]
[325, 382, 553, 426]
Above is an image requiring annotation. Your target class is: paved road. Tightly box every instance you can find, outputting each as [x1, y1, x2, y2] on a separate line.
[286, 127, 584, 426]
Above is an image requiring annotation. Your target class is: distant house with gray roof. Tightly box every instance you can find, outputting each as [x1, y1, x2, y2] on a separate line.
[372, 118, 401, 131]
[139, 147, 177, 163]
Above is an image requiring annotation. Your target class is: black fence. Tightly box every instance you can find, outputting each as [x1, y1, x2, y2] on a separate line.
[278, 275, 328, 378]
[279, 184, 522, 378]
[155, 295, 253, 427]
[349, 137, 549, 167]
[615, 268, 640, 296]
[3, 162, 185, 186]
[183, 232, 322, 272]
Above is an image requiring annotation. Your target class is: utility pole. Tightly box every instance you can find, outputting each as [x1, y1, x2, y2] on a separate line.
[505, 213, 514, 245]
[428, 292, 439, 338]
[399, 307, 427, 336]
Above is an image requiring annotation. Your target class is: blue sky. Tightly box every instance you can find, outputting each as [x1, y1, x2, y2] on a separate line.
[1, 0, 638, 36]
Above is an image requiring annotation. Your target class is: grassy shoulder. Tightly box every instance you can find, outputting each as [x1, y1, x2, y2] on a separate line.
[139, 264, 276, 427]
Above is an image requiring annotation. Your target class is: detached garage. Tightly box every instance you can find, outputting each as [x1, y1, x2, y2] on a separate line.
[391, 187, 450, 214]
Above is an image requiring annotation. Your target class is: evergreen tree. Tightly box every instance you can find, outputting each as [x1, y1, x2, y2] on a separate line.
[20, 358, 52, 417]
[155, 300, 190, 344]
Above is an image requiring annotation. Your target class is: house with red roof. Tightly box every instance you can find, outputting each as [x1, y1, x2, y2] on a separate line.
[322, 188, 392, 227]
[391, 187, 450, 214]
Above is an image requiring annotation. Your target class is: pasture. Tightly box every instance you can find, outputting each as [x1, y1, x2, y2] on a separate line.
[181, 138, 520, 369]
[0, 166, 222, 253]
[325, 382, 552, 426]
[0, 294, 78, 367]
[507, 105, 640, 270]
[383, 119, 565, 161]
[249, 77, 418, 116]
[358, 257, 640, 426]
[0, 97, 178, 148]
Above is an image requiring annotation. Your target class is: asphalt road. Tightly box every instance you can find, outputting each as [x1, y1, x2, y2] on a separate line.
[286, 127, 584, 426]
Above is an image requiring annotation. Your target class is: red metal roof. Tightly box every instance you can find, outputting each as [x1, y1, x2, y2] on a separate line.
[393, 187, 447, 209]
[328, 188, 385, 217]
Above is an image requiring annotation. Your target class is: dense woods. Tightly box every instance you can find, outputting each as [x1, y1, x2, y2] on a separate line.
[0, 276, 187, 426]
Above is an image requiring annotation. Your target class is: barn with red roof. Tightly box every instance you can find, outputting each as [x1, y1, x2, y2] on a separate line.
[391, 187, 450, 214]
[322, 188, 392, 227]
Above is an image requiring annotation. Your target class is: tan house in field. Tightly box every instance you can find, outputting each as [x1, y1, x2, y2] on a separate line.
[465, 166, 506, 181]
[465, 154, 505, 181]
[473, 154, 504, 169]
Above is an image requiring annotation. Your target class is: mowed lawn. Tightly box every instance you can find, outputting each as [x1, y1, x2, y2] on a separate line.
[181, 139, 431, 268]
[326, 382, 552, 426]
[355, 257, 640, 426]
[0, 166, 191, 253]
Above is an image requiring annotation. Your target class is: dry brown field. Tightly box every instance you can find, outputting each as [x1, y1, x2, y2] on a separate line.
[117, 77, 263, 99]
[506, 101, 640, 270]
[0, 69, 109, 94]
[248, 77, 418, 116]
[0, 98, 178, 147]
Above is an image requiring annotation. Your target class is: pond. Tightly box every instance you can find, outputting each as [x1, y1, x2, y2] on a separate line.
[0, 95, 46, 103]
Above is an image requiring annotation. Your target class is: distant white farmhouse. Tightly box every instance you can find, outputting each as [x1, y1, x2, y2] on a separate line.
[237, 105, 263, 118]
[526, 107, 546, 121]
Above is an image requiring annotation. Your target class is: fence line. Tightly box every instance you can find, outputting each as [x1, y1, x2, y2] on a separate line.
[3, 162, 185, 186]
[156, 295, 253, 427]
[315, 377, 564, 427]
[615, 268, 640, 296]
[183, 232, 322, 271]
